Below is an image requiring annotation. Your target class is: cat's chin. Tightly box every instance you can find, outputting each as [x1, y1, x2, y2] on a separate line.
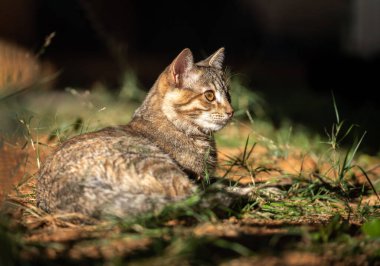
[196, 121, 228, 133]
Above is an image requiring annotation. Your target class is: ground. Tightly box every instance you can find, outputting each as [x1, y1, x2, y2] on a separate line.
[0, 86, 379, 266]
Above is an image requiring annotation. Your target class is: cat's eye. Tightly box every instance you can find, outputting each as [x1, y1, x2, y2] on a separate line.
[204, 90, 215, 101]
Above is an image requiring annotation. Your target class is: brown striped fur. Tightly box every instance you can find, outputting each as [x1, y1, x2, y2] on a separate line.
[36, 48, 233, 218]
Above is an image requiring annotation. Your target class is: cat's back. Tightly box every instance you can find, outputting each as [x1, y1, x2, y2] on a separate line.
[45, 126, 159, 168]
[37, 126, 194, 217]
[40, 126, 157, 180]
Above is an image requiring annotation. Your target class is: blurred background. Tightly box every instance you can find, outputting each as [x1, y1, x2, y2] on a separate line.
[0, 0, 379, 153]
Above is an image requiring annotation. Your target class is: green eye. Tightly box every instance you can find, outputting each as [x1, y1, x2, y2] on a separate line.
[204, 90, 215, 101]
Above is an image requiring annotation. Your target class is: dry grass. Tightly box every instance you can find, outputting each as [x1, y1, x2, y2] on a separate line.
[1, 88, 380, 265]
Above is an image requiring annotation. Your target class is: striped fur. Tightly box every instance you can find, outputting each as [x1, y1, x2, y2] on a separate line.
[37, 48, 233, 218]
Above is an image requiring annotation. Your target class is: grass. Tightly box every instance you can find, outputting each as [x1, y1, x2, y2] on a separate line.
[0, 76, 379, 265]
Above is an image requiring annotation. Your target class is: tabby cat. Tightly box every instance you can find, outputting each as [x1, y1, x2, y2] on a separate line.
[37, 48, 234, 218]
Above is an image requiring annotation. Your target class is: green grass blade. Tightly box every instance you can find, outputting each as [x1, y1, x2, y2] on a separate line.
[355, 165, 380, 202]
[241, 135, 250, 164]
[331, 91, 340, 124]
[337, 123, 356, 144]
[345, 131, 367, 170]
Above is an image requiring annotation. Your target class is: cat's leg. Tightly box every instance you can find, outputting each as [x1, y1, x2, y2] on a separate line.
[197, 182, 285, 211]
[97, 160, 197, 217]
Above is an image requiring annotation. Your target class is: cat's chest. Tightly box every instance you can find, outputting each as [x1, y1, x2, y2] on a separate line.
[130, 118, 216, 176]
[166, 134, 216, 176]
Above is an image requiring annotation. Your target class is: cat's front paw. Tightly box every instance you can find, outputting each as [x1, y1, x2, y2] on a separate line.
[225, 186, 285, 201]
[257, 187, 285, 201]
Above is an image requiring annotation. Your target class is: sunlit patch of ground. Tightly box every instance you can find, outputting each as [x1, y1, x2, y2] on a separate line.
[1, 89, 379, 265]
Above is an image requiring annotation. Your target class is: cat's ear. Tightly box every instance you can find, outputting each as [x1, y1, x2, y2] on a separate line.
[197, 47, 225, 69]
[170, 48, 194, 86]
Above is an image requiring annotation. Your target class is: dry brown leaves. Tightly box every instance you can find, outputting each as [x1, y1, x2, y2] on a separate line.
[1, 133, 379, 262]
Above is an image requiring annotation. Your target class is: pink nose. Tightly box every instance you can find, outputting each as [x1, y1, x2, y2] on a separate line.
[226, 110, 234, 118]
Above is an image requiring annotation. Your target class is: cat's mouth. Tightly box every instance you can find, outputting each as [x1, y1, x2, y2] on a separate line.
[204, 118, 231, 131]
[215, 119, 231, 128]
[213, 115, 233, 126]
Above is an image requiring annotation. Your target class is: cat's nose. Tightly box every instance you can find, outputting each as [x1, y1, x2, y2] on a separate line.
[226, 110, 234, 118]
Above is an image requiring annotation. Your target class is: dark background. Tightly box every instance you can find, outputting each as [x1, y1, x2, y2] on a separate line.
[1, 0, 379, 154]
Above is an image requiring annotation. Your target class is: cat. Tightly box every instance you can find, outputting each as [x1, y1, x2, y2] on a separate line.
[36, 47, 235, 218]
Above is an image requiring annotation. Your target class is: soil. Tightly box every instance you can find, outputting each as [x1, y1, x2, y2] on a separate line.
[1, 132, 379, 265]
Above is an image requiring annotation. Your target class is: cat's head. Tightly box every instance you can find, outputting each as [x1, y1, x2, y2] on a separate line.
[161, 48, 234, 134]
